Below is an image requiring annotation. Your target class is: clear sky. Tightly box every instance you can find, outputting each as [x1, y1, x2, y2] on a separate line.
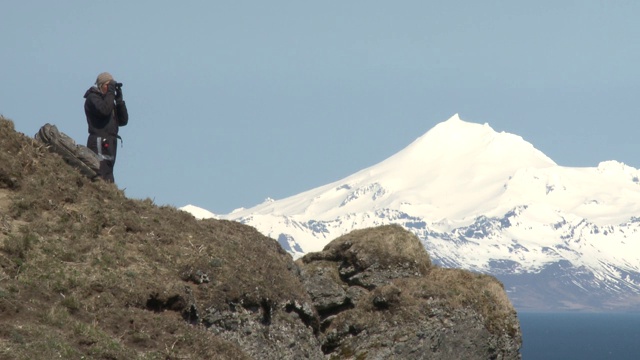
[1, 1, 638, 214]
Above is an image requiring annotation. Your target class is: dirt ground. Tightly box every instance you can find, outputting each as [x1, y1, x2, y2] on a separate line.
[0, 188, 8, 211]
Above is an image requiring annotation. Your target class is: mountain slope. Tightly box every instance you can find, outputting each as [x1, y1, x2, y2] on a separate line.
[185, 114, 640, 311]
[226, 114, 558, 222]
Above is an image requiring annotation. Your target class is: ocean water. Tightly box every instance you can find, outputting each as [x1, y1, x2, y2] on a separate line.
[518, 312, 640, 360]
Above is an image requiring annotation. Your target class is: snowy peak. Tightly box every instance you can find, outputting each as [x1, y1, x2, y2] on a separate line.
[382, 114, 556, 172]
[232, 114, 559, 220]
[352, 114, 556, 204]
[180, 204, 219, 220]
[208, 114, 638, 224]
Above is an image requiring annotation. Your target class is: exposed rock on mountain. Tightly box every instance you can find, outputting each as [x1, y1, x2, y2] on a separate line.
[298, 225, 521, 359]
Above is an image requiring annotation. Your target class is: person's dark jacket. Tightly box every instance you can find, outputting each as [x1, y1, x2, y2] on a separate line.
[84, 86, 128, 137]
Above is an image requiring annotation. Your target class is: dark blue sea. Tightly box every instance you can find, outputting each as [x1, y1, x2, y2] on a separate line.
[519, 312, 640, 360]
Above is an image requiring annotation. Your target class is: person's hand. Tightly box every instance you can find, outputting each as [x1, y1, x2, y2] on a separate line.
[107, 80, 117, 94]
[115, 85, 123, 101]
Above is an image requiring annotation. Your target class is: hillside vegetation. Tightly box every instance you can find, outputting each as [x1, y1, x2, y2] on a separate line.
[0, 116, 521, 359]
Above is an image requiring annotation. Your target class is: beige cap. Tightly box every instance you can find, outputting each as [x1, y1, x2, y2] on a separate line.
[95, 72, 114, 87]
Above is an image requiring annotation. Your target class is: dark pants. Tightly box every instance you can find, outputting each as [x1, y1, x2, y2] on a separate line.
[87, 134, 118, 183]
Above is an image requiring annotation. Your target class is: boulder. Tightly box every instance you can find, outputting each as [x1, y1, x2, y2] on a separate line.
[298, 224, 522, 359]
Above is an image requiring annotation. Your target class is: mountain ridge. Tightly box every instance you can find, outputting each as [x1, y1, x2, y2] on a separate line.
[221, 114, 561, 221]
[184, 114, 640, 311]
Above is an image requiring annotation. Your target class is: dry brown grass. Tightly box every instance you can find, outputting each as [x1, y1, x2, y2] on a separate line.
[419, 267, 518, 335]
[0, 115, 307, 359]
[324, 268, 518, 339]
[306, 224, 431, 274]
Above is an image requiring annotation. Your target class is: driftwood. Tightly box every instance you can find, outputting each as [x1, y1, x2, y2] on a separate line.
[35, 124, 100, 179]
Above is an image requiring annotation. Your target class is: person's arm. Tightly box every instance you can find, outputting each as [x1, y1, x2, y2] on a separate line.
[116, 101, 128, 126]
[114, 85, 128, 126]
[88, 82, 117, 117]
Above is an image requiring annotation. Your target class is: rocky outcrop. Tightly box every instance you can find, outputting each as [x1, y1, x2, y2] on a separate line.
[185, 224, 522, 359]
[297, 225, 522, 359]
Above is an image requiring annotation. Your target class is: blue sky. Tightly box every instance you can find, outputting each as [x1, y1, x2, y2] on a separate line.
[1, 1, 638, 214]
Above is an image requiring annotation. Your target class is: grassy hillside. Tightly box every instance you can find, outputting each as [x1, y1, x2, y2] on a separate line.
[0, 116, 311, 359]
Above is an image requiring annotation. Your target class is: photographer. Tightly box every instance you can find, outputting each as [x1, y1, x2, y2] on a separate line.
[83, 72, 128, 183]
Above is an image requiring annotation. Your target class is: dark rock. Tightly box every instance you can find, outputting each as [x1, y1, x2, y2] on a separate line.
[346, 285, 368, 306]
[204, 302, 325, 360]
[298, 260, 348, 312]
[190, 225, 521, 359]
[298, 224, 522, 359]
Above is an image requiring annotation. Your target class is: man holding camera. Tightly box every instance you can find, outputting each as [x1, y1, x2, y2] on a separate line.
[84, 72, 129, 183]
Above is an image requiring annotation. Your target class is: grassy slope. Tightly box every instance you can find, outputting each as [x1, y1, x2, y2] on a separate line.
[0, 116, 309, 359]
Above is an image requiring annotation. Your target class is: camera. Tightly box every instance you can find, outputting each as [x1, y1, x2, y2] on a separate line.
[115, 82, 123, 88]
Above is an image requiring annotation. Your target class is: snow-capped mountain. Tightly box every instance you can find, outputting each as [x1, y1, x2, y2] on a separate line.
[183, 114, 640, 311]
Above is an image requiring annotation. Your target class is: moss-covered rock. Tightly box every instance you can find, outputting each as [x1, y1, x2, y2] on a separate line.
[299, 225, 522, 359]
